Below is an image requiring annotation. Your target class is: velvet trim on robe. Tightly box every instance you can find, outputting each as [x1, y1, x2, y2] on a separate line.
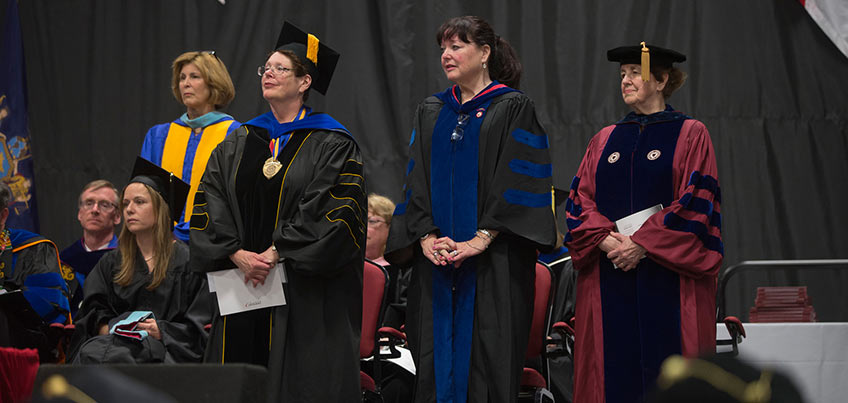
[60, 236, 118, 317]
[140, 115, 240, 241]
[387, 85, 557, 403]
[189, 112, 365, 402]
[2, 229, 70, 324]
[428, 82, 518, 402]
[565, 106, 722, 403]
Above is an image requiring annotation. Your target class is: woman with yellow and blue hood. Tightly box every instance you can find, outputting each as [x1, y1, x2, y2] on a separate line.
[140, 51, 240, 242]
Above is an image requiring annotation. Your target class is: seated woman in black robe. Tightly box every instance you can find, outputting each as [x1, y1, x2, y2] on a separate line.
[67, 158, 206, 364]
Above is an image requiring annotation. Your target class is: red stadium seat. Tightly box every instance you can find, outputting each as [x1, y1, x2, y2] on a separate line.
[519, 261, 556, 402]
[360, 259, 389, 401]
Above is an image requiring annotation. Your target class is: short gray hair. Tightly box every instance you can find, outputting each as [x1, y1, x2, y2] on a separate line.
[0, 182, 12, 209]
[79, 179, 119, 205]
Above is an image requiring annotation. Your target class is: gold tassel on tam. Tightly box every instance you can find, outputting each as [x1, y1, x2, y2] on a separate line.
[640, 41, 650, 82]
[307, 33, 320, 65]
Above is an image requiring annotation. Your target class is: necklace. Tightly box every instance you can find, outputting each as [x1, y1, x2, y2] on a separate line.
[144, 255, 154, 262]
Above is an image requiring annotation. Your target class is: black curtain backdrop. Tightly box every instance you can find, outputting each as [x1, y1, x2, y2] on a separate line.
[2, 0, 847, 320]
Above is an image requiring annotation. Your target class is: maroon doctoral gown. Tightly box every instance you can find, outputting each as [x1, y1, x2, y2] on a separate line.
[565, 106, 722, 403]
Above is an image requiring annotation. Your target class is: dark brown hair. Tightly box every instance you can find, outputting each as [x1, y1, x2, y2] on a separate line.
[651, 66, 687, 99]
[436, 16, 523, 89]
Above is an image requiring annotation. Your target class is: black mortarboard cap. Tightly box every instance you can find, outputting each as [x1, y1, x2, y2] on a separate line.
[650, 354, 805, 403]
[32, 367, 178, 403]
[607, 42, 686, 82]
[129, 157, 190, 223]
[275, 21, 340, 95]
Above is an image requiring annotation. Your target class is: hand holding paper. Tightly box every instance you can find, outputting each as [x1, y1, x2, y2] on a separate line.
[607, 233, 646, 271]
[608, 204, 661, 270]
[229, 249, 274, 286]
[207, 264, 286, 316]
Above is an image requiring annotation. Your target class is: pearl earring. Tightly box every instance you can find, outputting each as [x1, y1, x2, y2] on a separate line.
[482, 62, 487, 69]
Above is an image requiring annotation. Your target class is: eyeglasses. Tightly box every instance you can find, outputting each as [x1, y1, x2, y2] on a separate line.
[451, 114, 470, 141]
[258, 65, 294, 77]
[367, 218, 387, 226]
[196, 50, 220, 62]
[81, 200, 116, 212]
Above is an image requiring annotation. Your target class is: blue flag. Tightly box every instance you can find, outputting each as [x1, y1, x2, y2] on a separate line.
[0, 0, 39, 232]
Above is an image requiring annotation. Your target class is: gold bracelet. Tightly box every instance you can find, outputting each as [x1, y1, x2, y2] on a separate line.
[466, 240, 486, 252]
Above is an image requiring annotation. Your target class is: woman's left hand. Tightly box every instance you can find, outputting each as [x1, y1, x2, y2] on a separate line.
[260, 245, 279, 266]
[433, 234, 492, 268]
[606, 232, 647, 271]
[136, 318, 161, 340]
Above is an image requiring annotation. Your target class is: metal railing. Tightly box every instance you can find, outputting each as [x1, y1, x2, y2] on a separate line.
[716, 259, 848, 320]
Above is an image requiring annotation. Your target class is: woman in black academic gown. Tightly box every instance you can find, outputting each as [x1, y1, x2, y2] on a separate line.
[386, 16, 557, 402]
[68, 158, 206, 364]
[189, 22, 365, 401]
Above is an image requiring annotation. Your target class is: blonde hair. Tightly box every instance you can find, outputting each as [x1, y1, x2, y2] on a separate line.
[114, 184, 174, 290]
[368, 193, 395, 224]
[170, 51, 236, 109]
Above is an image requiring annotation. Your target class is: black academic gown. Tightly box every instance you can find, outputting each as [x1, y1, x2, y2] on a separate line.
[189, 122, 365, 402]
[67, 242, 207, 363]
[387, 88, 557, 402]
[0, 230, 69, 357]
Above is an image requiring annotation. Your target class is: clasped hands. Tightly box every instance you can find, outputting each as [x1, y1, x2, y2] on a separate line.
[230, 246, 279, 287]
[421, 231, 497, 268]
[601, 232, 646, 271]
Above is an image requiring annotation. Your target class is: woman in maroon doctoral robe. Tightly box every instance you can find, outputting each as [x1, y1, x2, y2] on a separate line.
[565, 43, 723, 403]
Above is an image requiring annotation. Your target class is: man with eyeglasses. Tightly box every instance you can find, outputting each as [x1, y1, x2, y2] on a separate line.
[59, 179, 120, 317]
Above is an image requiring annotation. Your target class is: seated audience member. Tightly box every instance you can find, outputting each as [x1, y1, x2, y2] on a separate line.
[60, 180, 121, 317]
[364, 193, 413, 402]
[367, 194, 408, 328]
[67, 158, 207, 364]
[0, 181, 70, 328]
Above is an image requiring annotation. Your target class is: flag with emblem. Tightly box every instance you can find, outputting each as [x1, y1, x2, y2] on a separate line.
[0, 0, 40, 231]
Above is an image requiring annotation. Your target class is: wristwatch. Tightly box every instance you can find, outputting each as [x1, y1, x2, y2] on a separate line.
[477, 229, 493, 239]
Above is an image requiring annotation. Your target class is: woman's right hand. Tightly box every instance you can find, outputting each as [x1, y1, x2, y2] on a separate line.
[420, 233, 448, 266]
[229, 249, 274, 287]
